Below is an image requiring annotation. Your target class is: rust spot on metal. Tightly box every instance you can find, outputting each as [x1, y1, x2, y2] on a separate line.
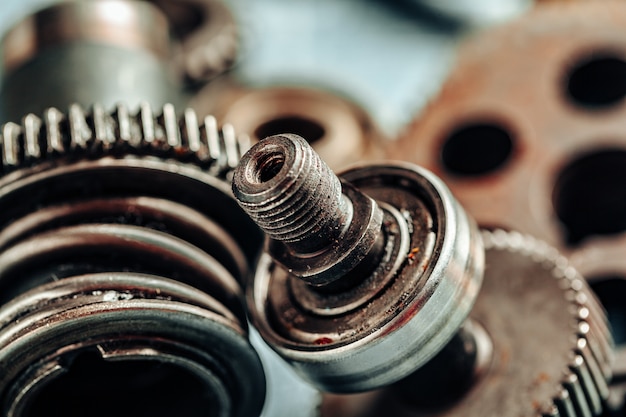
[314, 337, 333, 345]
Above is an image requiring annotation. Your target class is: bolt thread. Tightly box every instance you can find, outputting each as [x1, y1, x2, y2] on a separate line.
[232, 134, 351, 254]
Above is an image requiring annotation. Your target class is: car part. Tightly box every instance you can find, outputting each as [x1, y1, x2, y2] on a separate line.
[571, 235, 626, 403]
[232, 133, 612, 415]
[0, 0, 240, 123]
[321, 229, 613, 417]
[194, 85, 386, 170]
[0, 0, 183, 122]
[233, 133, 482, 392]
[0, 103, 265, 417]
[394, 0, 626, 255]
[393, 4, 626, 399]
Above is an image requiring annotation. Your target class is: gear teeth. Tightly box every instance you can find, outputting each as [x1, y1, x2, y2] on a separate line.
[22, 114, 42, 161]
[0, 103, 246, 178]
[554, 386, 574, 417]
[205, 115, 223, 162]
[482, 229, 613, 417]
[68, 103, 92, 151]
[2, 122, 21, 170]
[222, 123, 241, 170]
[183, 108, 201, 153]
[113, 103, 136, 148]
[43, 107, 66, 155]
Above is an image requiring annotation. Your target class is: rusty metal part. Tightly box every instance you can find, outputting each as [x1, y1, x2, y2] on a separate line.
[394, 4, 626, 399]
[233, 134, 483, 392]
[394, 1, 626, 255]
[233, 134, 384, 287]
[321, 229, 613, 417]
[0, 104, 266, 416]
[196, 86, 385, 170]
[149, 0, 239, 82]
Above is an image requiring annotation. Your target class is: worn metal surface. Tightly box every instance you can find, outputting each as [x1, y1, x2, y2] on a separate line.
[0, 104, 267, 416]
[321, 230, 613, 417]
[0, 274, 264, 417]
[234, 134, 483, 392]
[395, 1, 626, 256]
[149, 0, 239, 83]
[0, 103, 249, 179]
[0, 1, 620, 416]
[233, 134, 384, 286]
[394, 6, 626, 400]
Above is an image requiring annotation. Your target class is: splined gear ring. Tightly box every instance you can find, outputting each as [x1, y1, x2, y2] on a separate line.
[0, 102, 249, 179]
[0, 103, 265, 417]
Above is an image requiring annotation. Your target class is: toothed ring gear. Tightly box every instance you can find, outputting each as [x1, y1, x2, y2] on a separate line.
[334, 230, 615, 417]
[448, 230, 612, 417]
[0, 104, 265, 417]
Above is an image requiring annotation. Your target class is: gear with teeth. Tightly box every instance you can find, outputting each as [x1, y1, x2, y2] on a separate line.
[321, 229, 613, 417]
[0, 103, 265, 416]
[0, 103, 250, 178]
[461, 229, 613, 417]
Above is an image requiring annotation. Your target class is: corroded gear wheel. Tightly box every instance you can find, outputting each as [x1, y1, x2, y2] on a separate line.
[321, 229, 613, 417]
[394, 0, 626, 254]
[467, 229, 612, 417]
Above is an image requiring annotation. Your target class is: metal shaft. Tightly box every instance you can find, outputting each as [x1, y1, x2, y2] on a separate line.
[232, 133, 351, 254]
[232, 133, 385, 286]
[0, 1, 183, 122]
[240, 134, 486, 392]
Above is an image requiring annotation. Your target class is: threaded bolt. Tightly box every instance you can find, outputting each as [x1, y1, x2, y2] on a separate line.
[232, 133, 383, 286]
[233, 134, 352, 254]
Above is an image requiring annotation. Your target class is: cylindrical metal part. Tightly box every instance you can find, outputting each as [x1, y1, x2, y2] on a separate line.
[0, 104, 266, 417]
[233, 134, 351, 254]
[236, 134, 484, 392]
[319, 230, 613, 417]
[233, 133, 384, 286]
[0, 1, 183, 122]
[0, 274, 264, 417]
[194, 85, 386, 170]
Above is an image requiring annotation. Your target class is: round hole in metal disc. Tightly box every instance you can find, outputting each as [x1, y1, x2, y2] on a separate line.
[255, 116, 326, 145]
[23, 351, 218, 417]
[553, 149, 626, 246]
[440, 122, 514, 177]
[565, 54, 626, 109]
